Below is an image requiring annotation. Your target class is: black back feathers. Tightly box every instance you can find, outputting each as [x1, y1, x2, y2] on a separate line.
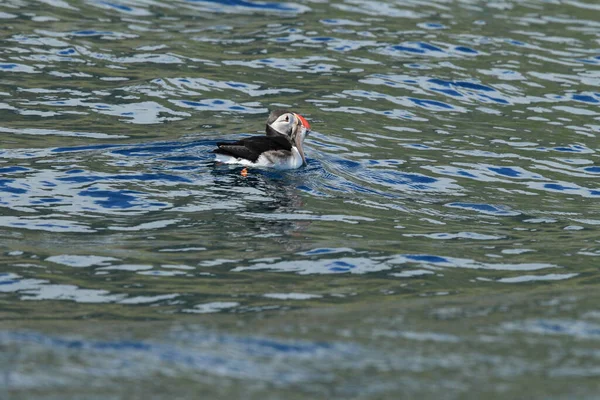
[213, 135, 292, 162]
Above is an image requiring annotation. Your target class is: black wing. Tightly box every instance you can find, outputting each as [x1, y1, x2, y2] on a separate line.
[213, 135, 292, 162]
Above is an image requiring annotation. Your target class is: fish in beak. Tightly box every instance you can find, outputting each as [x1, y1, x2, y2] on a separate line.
[293, 113, 310, 165]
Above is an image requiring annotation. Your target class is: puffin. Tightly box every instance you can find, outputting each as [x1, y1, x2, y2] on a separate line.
[213, 109, 311, 170]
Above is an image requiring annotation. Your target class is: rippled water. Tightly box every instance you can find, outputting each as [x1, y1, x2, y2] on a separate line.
[1, 0, 600, 398]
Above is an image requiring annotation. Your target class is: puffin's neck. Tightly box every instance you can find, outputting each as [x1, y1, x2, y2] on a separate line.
[266, 124, 292, 142]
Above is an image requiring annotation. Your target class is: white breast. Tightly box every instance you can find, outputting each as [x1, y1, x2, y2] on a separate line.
[263, 147, 304, 170]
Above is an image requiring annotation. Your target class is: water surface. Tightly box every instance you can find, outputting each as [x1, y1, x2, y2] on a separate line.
[1, 0, 599, 398]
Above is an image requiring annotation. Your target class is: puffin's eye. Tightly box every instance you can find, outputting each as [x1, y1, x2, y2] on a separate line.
[284, 115, 289, 122]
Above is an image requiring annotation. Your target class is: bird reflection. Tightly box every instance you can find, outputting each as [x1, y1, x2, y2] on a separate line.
[210, 164, 312, 250]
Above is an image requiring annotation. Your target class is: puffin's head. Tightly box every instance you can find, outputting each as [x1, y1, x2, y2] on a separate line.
[266, 109, 311, 165]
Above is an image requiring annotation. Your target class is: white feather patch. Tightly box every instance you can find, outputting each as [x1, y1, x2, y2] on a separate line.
[215, 147, 304, 170]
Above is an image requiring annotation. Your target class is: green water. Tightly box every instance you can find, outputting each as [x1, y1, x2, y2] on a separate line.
[1, 0, 599, 398]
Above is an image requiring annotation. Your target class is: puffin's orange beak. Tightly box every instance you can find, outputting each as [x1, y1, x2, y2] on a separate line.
[293, 113, 309, 165]
[294, 113, 311, 131]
